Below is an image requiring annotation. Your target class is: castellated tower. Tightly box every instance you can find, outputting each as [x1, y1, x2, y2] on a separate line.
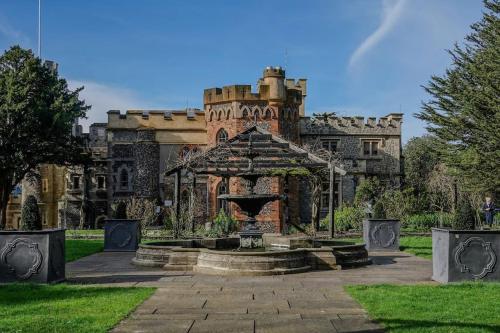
[203, 67, 306, 231]
[203, 66, 306, 145]
[133, 128, 160, 200]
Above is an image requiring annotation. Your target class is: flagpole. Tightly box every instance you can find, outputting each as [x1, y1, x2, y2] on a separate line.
[38, 0, 41, 58]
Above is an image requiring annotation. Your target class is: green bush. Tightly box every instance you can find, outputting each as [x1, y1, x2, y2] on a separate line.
[321, 206, 365, 232]
[403, 213, 455, 231]
[113, 201, 127, 219]
[211, 209, 238, 237]
[21, 195, 42, 230]
[453, 200, 475, 230]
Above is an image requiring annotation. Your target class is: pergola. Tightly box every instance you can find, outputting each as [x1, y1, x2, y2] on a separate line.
[164, 126, 346, 237]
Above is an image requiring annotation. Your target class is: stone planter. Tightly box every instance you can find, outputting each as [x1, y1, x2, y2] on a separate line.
[432, 228, 500, 283]
[104, 219, 140, 252]
[0, 229, 65, 283]
[363, 219, 400, 251]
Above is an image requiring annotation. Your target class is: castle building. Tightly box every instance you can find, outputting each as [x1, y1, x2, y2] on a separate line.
[5, 67, 403, 231]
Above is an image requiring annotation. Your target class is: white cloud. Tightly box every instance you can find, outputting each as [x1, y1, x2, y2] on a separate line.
[68, 80, 160, 131]
[348, 0, 407, 69]
[0, 13, 30, 45]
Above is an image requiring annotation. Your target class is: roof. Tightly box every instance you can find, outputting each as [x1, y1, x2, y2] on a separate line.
[165, 126, 346, 177]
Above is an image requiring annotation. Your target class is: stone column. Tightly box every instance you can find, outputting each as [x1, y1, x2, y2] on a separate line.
[133, 128, 160, 199]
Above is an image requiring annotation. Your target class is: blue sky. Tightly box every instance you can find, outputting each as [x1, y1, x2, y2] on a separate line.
[0, 0, 484, 142]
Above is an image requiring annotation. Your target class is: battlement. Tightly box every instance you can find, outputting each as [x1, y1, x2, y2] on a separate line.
[263, 66, 285, 78]
[301, 113, 404, 134]
[107, 109, 206, 130]
[204, 67, 306, 108]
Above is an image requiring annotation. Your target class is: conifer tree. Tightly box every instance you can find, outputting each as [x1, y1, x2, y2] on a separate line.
[417, 0, 500, 193]
[21, 195, 42, 231]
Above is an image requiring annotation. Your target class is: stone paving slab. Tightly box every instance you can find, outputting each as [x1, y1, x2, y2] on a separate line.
[67, 251, 433, 332]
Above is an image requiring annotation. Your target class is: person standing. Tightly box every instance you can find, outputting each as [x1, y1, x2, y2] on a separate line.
[483, 196, 495, 228]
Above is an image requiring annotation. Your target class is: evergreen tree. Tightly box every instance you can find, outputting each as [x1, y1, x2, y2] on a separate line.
[114, 201, 128, 219]
[21, 195, 42, 230]
[416, 0, 500, 194]
[0, 46, 89, 228]
[453, 199, 476, 230]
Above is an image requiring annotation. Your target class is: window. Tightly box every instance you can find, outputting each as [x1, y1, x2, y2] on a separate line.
[320, 181, 340, 209]
[119, 169, 129, 190]
[42, 179, 49, 192]
[363, 141, 380, 156]
[216, 181, 229, 214]
[321, 140, 338, 152]
[216, 128, 228, 143]
[97, 176, 106, 189]
[71, 176, 80, 190]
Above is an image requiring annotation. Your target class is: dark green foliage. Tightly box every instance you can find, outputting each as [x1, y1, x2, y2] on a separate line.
[113, 201, 127, 219]
[403, 136, 440, 211]
[325, 206, 365, 232]
[354, 177, 383, 205]
[20, 195, 42, 230]
[373, 201, 386, 219]
[402, 213, 455, 231]
[453, 200, 476, 230]
[0, 46, 89, 228]
[211, 209, 238, 237]
[417, 0, 500, 193]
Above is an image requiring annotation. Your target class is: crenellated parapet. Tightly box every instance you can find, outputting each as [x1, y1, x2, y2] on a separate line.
[204, 66, 306, 111]
[300, 113, 403, 135]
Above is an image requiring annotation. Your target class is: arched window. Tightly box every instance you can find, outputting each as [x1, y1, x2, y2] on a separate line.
[119, 169, 129, 190]
[216, 181, 229, 214]
[264, 109, 272, 119]
[216, 128, 228, 143]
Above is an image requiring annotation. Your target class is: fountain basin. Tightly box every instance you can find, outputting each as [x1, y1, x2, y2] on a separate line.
[132, 238, 370, 274]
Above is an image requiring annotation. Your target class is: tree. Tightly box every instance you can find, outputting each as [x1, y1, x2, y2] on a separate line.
[416, 0, 500, 194]
[21, 195, 42, 230]
[0, 46, 89, 228]
[403, 135, 440, 210]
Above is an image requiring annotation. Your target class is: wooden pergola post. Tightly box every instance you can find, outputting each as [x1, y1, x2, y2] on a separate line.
[282, 174, 289, 235]
[328, 164, 335, 238]
[311, 175, 321, 232]
[174, 170, 181, 222]
[190, 173, 197, 233]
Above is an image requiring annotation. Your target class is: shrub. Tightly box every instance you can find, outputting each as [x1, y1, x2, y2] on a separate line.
[402, 213, 455, 231]
[354, 177, 383, 205]
[321, 206, 365, 232]
[113, 201, 127, 219]
[20, 195, 42, 230]
[453, 200, 475, 230]
[211, 209, 238, 237]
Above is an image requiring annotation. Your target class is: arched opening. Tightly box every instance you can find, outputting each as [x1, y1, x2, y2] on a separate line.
[216, 128, 228, 143]
[216, 181, 229, 214]
[119, 169, 129, 190]
[264, 109, 272, 119]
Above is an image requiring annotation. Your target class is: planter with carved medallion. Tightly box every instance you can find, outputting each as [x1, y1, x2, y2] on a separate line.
[363, 219, 400, 251]
[432, 228, 499, 283]
[104, 219, 140, 252]
[0, 229, 65, 283]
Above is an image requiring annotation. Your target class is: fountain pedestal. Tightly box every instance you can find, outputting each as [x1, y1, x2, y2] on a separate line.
[218, 193, 281, 249]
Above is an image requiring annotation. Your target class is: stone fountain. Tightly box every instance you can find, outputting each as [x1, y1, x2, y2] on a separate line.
[218, 173, 280, 249]
[218, 134, 281, 249]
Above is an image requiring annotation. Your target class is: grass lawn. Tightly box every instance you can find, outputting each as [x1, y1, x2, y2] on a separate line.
[337, 236, 433, 259]
[399, 236, 432, 259]
[347, 283, 500, 333]
[0, 284, 155, 333]
[66, 239, 104, 262]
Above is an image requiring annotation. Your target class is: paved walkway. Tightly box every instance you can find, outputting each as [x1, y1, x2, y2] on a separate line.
[67, 251, 433, 333]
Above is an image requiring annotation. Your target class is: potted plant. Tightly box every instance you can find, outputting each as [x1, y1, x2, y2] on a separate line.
[432, 200, 500, 283]
[104, 201, 140, 252]
[0, 195, 65, 283]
